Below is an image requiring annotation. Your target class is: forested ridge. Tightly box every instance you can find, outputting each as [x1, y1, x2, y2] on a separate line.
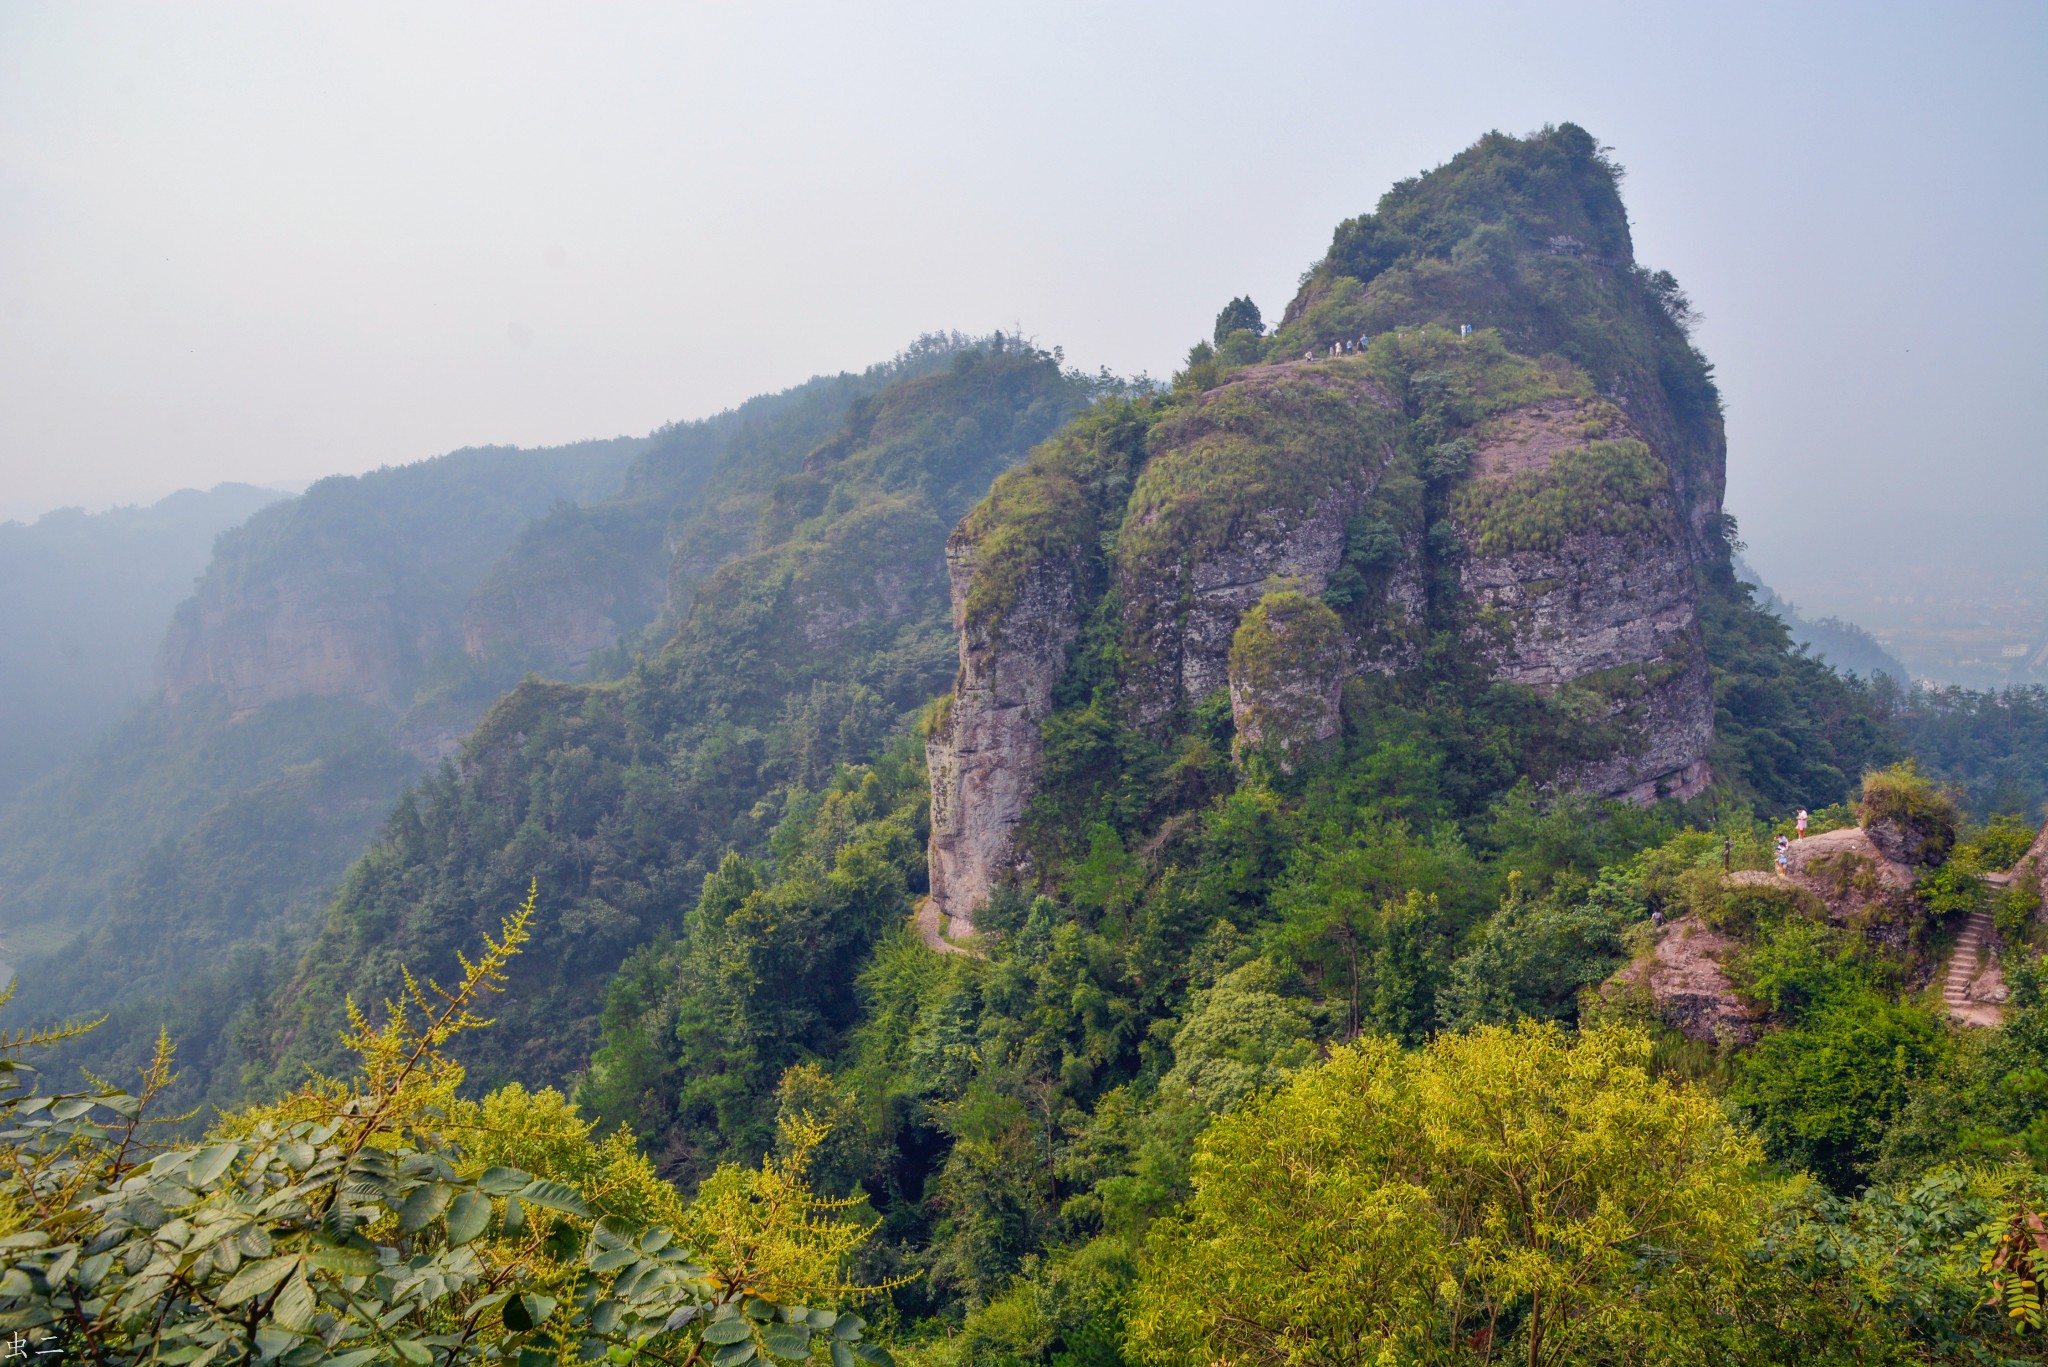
[5, 125, 2048, 1364]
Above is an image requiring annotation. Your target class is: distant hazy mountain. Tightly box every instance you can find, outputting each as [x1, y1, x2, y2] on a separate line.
[0, 484, 290, 801]
[1734, 557, 1908, 682]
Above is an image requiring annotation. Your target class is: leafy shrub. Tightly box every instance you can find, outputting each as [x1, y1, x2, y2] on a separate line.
[1127, 1023, 1766, 1366]
[1857, 761, 1959, 867]
[0, 898, 899, 1365]
[1703, 878, 1824, 936]
[1952, 813, 2039, 872]
[1725, 917, 1860, 1020]
[1730, 989, 1951, 1192]
[1918, 862, 1983, 922]
[1995, 877, 2041, 948]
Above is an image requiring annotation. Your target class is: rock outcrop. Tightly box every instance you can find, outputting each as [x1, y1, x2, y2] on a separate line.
[924, 540, 1080, 938]
[1455, 404, 1712, 802]
[1114, 365, 1404, 730]
[1610, 916, 1756, 1044]
[926, 351, 1720, 927]
[1227, 589, 1346, 770]
[922, 126, 1733, 929]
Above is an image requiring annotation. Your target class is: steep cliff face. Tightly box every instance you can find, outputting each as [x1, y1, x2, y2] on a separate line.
[925, 126, 1728, 927]
[462, 501, 670, 677]
[158, 437, 648, 722]
[925, 542, 1079, 934]
[1114, 365, 1406, 729]
[1451, 396, 1712, 801]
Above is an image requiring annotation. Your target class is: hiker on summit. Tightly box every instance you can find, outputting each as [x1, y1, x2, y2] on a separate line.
[1796, 808, 1809, 839]
[1775, 835, 1791, 876]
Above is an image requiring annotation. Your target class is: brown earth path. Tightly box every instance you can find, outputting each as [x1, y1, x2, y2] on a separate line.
[913, 898, 978, 957]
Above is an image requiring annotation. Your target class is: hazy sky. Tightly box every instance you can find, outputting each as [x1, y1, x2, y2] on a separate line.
[3, 2, 2043, 600]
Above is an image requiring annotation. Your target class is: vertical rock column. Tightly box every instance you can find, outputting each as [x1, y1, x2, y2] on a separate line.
[924, 533, 1080, 934]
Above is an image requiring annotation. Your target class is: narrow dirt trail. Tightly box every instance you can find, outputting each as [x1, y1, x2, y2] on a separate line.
[913, 898, 977, 957]
[1942, 907, 2005, 1027]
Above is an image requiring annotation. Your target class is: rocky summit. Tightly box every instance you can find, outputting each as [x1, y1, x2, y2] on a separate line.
[929, 124, 1722, 928]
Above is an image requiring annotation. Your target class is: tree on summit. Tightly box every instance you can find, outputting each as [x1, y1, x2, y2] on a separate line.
[1213, 296, 1263, 343]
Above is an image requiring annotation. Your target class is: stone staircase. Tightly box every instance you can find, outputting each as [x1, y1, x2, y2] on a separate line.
[1942, 907, 2004, 1027]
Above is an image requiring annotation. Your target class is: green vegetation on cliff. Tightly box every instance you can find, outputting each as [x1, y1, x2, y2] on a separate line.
[247, 340, 1097, 1109]
[1453, 438, 1669, 555]
[8, 125, 2047, 1366]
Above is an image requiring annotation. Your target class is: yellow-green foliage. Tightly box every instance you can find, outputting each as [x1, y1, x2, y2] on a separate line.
[445, 1083, 688, 1231]
[681, 1114, 893, 1305]
[1453, 438, 1672, 555]
[1126, 1022, 1766, 1367]
[1117, 368, 1403, 571]
[0, 891, 898, 1363]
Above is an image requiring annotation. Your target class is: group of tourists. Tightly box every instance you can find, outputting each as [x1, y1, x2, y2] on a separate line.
[1301, 324, 1477, 362]
[1774, 808, 1812, 876]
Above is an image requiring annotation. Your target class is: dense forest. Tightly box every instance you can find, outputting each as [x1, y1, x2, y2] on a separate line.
[5, 126, 2047, 1364]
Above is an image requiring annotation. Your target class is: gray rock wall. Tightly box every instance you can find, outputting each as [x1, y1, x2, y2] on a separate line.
[924, 534, 1080, 936]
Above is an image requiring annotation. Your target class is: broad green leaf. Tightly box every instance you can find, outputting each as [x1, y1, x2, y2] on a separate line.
[306, 1238, 379, 1276]
[272, 1270, 317, 1331]
[703, 1318, 754, 1345]
[711, 1343, 758, 1367]
[446, 1190, 491, 1247]
[253, 1326, 300, 1359]
[392, 1340, 433, 1365]
[760, 1325, 812, 1360]
[504, 1292, 557, 1332]
[853, 1345, 894, 1367]
[590, 1298, 623, 1334]
[0, 1269, 30, 1297]
[478, 1165, 531, 1194]
[74, 1249, 113, 1291]
[590, 1244, 639, 1274]
[831, 1340, 857, 1367]
[217, 1254, 298, 1307]
[322, 1350, 385, 1367]
[502, 1195, 527, 1237]
[398, 1180, 453, 1234]
[188, 1143, 240, 1187]
[518, 1177, 591, 1217]
[832, 1315, 864, 1340]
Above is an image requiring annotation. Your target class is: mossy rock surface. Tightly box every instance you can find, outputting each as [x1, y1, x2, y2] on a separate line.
[1453, 439, 1672, 556]
[1227, 588, 1346, 770]
[1116, 364, 1403, 574]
